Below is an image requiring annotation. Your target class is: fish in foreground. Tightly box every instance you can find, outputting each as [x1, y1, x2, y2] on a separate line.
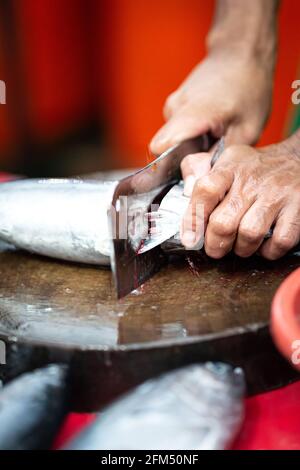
[66, 363, 245, 450]
[0, 364, 69, 450]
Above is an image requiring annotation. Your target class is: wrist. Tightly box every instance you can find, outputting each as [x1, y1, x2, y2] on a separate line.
[207, 31, 277, 68]
[282, 130, 300, 159]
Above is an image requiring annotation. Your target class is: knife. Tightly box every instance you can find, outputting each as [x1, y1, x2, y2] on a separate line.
[139, 136, 225, 254]
[109, 133, 216, 298]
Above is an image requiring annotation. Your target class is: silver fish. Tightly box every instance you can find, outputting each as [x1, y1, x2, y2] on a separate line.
[1, 178, 292, 267]
[0, 179, 118, 265]
[66, 363, 245, 450]
[0, 178, 188, 266]
[0, 364, 68, 450]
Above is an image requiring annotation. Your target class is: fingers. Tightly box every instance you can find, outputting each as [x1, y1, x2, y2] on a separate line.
[150, 112, 211, 156]
[260, 205, 300, 260]
[204, 189, 252, 258]
[150, 95, 228, 156]
[234, 199, 280, 257]
[181, 168, 233, 249]
[162, 91, 184, 120]
[184, 196, 300, 260]
[180, 152, 212, 196]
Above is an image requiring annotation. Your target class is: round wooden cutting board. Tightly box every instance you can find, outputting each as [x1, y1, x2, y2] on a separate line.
[0, 239, 299, 411]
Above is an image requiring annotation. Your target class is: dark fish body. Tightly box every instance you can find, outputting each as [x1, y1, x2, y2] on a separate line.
[0, 364, 68, 450]
[66, 363, 245, 450]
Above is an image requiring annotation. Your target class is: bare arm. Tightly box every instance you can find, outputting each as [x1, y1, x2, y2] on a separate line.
[207, 0, 279, 60]
[150, 0, 280, 179]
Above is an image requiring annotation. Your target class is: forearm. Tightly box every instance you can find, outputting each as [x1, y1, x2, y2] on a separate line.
[150, 0, 280, 153]
[207, 0, 280, 65]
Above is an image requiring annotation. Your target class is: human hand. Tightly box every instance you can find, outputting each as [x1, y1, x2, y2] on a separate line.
[180, 134, 300, 260]
[151, 52, 274, 150]
[150, 52, 275, 196]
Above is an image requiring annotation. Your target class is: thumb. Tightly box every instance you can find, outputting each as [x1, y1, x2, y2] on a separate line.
[180, 152, 212, 197]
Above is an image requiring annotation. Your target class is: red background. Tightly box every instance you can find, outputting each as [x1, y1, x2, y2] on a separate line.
[0, 0, 299, 169]
[0, 1, 300, 450]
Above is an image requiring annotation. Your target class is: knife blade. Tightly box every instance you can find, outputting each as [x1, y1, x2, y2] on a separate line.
[139, 136, 225, 254]
[109, 133, 216, 298]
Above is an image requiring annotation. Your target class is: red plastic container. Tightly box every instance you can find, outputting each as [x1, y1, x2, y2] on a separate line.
[271, 268, 300, 372]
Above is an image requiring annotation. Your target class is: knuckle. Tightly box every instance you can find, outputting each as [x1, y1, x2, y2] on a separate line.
[238, 226, 264, 243]
[272, 235, 294, 253]
[241, 125, 259, 144]
[194, 176, 218, 197]
[163, 91, 181, 117]
[221, 145, 240, 161]
[227, 195, 243, 213]
[209, 214, 236, 237]
[180, 154, 197, 172]
[220, 144, 253, 164]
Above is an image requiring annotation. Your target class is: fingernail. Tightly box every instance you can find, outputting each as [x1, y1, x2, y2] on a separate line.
[184, 175, 196, 197]
[182, 230, 197, 248]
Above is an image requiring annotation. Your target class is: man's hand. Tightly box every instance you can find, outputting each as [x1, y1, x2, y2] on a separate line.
[181, 132, 300, 260]
[150, 0, 279, 196]
[151, 52, 273, 153]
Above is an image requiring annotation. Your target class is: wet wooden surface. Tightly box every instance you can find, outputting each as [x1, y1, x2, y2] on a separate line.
[0, 242, 299, 349]
[0, 241, 299, 409]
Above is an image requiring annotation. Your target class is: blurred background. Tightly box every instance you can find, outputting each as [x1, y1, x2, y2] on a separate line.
[0, 0, 299, 177]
